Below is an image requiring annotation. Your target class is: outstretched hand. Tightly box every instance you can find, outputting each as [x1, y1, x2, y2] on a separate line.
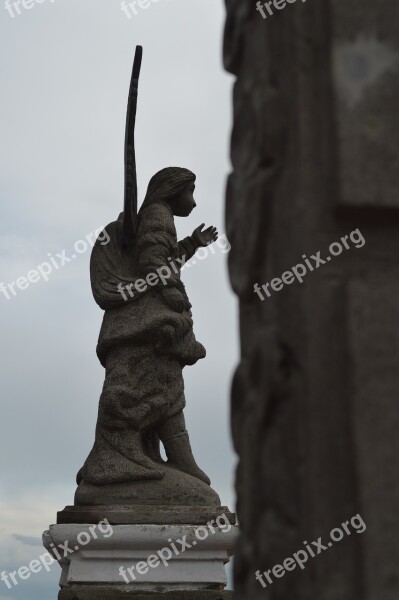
[192, 224, 218, 248]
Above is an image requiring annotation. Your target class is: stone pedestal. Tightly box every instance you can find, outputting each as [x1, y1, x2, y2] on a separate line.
[43, 515, 237, 598]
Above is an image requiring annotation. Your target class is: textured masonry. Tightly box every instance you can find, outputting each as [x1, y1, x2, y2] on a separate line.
[224, 0, 399, 598]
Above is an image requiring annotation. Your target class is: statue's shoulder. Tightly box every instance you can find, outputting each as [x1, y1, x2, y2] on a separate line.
[93, 215, 122, 249]
[138, 202, 175, 235]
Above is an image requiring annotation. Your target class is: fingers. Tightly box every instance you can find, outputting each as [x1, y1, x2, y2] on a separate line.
[201, 226, 218, 245]
[194, 224, 220, 246]
[205, 226, 218, 237]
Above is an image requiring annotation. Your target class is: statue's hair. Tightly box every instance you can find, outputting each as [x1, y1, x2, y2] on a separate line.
[139, 167, 196, 211]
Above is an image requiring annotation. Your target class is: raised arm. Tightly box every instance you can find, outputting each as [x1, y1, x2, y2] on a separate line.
[178, 236, 197, 262]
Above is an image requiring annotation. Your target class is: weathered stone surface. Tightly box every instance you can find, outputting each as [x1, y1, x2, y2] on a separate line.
[224, 1, 399, 599]
[332, 1, 399, 209]
[348, 278, 399, 599]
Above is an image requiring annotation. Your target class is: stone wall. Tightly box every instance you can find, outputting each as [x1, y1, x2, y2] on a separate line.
[224, 0, 399, 598]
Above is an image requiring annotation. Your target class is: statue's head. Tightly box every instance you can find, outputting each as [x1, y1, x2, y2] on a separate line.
[140, 167, 196, 217]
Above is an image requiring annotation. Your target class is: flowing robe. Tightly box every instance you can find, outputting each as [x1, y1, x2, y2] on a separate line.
[80, 201, 205, 485]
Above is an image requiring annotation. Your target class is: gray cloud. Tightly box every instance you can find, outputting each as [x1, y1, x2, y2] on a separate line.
[11, 535, 43, 547]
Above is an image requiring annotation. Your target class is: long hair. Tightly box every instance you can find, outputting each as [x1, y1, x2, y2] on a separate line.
[139, 167, 196, 212]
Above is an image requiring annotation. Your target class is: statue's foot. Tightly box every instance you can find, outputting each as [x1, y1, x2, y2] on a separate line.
[164, 432, 211, 486]
[168, 458, 211, 486]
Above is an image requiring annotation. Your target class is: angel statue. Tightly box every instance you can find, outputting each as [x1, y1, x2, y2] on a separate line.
[74, 47, 220, 507]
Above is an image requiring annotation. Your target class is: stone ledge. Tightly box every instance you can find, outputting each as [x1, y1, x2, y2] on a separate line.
[59, 588, 233, 599]
[57, 505, 236, 525]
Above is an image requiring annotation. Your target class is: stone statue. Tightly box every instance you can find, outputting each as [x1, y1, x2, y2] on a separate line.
[74, 46, 220, 509]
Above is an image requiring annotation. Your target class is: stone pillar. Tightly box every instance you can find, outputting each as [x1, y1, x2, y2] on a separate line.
[224, 0, 399, 599]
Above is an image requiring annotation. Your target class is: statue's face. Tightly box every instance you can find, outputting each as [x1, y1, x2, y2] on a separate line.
[170, 182, 196, 217]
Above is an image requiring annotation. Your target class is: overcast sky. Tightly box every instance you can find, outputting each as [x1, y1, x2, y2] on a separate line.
[0, 0, 237, 597]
